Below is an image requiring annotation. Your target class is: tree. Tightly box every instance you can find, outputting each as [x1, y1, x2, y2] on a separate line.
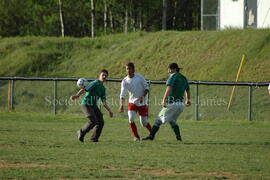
[124, 1, 128, 34]
[104, 0, 107, 34]
[162, 0, 167, 30]
[91, 0, 95, 37]
[0, 0, 201, 37]
[58, 0, 64, 37]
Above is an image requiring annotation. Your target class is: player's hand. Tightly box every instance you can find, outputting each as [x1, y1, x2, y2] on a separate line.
[139, 96, 144, 103]
[109, 111, 113, 118]
[161, 100, 166, 107]
[185, 100, 191, 107]
[118, 105, 124, 113]
[70, 95, 78, 101]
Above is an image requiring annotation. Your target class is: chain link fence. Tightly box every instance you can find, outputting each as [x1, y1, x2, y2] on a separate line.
[0, 77, 269, 121]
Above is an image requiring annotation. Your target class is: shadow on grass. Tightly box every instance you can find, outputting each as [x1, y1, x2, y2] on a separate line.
[182, 142, 270, 146]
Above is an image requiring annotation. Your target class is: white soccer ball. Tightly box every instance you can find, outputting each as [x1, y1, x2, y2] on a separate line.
[77, 78, 88, 88]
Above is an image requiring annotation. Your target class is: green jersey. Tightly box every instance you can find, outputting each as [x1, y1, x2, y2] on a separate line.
[166, 72, 189, 103]
[81, 80, 106, 106]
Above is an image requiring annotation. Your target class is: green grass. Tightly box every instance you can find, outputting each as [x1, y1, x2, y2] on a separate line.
[0, 30, 269, 120]
[0, 30, 270, 81]
[0, 111, 270, 179]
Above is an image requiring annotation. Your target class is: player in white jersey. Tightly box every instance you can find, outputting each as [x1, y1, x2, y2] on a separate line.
[119, 62, 152, 141]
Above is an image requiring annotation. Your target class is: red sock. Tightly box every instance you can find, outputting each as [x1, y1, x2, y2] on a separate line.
[146, 123, 152, 132]
[129, 123, 140, 138]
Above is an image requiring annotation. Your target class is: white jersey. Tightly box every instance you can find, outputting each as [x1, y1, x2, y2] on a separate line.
[120, 73, 149, 106]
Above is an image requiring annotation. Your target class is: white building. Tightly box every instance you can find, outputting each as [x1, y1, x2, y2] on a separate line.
[201, 0, 270, 30]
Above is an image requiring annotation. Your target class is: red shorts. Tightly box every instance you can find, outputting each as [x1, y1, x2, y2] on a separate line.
[128, 103, 148, 116]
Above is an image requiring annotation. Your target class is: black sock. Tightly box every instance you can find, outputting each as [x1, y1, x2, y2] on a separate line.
[171, 124, 181, 138]
[150, 125, 160, 137]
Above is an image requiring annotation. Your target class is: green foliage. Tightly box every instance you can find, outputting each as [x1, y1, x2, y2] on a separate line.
[0, 0, 30, 36]
[0, 0, 200, 37]
[0, 112, 270, 179]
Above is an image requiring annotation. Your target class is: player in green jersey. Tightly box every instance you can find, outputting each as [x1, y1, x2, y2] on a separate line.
[70, 69, 113, 143]
[143, 63, 191, 141]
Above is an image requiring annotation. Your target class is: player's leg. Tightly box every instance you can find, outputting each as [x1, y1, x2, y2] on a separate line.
[168, 102, 185, 141]
[78, 105, 98, 142]
[169, 121, 182, 141]
[90, 106, 104, 142]
[138, 105, 151, 132]
[143, 104, 168, 140]
[139, 116, 152, 132]
[128, 110, 140, 140]
[143, 103, 182, 141]
[142, 117, 162, 140]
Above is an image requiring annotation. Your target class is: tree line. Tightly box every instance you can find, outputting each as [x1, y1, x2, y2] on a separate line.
[0, 0, 200, 37]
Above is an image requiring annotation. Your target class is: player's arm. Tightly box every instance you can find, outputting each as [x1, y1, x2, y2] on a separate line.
[161, 86, 173, 107]
[102, 101, 113, 117]
[184, 78, 191, 107]
[185, 90, 191, 107]
[119, 97, 125, 113]
[139, 89, 149, 103]
[119, 81, 126, 113]
[70, 89, 85, 100]
[139, 76, 149, 103]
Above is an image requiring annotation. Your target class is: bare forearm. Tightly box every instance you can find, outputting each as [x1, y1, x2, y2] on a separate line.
[162, 86, 172, 103]
[185, 90, 191, 107]
[70, 89, 85, 100]
[143, 89, 149, 97]
[119, 97, 125, 106]
[103, 102, 113, 117]
[103, 102, 112, 113]
[185, 90, 191, 101]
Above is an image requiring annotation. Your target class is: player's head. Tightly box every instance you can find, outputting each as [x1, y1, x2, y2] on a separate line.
[125, 62, 135, 76]
[99, 69, 108, 82]
[168, 63, 180, 73]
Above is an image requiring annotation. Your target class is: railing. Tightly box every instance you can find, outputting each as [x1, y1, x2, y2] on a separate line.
[0, 77, 268, 121]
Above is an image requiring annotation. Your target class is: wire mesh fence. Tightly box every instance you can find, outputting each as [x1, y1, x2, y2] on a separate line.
[0, 77, 269, 121]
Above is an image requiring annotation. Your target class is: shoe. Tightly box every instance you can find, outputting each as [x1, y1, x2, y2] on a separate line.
[133, 137, 141, 141]
[176, 136, 182, 141]
[142, 135, 154, 141]
[77, 130, 84, 142]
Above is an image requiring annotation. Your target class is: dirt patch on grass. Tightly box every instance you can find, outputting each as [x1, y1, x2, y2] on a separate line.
[0, 144, 13, 147]
[0, 162, 66, 168]
[133, 169, 237, 178]
[104, 166, 238, 178]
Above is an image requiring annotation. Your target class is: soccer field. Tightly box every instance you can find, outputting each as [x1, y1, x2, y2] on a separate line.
[0, 112, 270, 179]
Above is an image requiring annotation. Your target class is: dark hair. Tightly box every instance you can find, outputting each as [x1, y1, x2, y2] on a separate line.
[126, 62, 135, 70]
[100, 69, 109, 76]
[168, 63, 180, 72]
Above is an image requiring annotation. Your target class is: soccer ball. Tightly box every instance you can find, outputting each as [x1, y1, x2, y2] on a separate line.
[77, 78, 88, 88]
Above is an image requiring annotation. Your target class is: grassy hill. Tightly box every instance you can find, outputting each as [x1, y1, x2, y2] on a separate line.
[0, 29, 270, 81]
[0, 30, 269, 120]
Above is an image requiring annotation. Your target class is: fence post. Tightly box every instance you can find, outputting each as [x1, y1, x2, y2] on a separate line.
[148, 80, 151, 117]
[11, 80, 14, 111]
[248, 85, 252, 121]
[195, 83, 199, 120]
[53, 80, 57, 115]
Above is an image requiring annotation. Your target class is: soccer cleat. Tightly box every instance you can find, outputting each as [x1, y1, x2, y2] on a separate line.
[77, 130, 84, 142]
[142, 135, 154, 141]
[176, 136, 182, 141]
[133, 137, 141, 141]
